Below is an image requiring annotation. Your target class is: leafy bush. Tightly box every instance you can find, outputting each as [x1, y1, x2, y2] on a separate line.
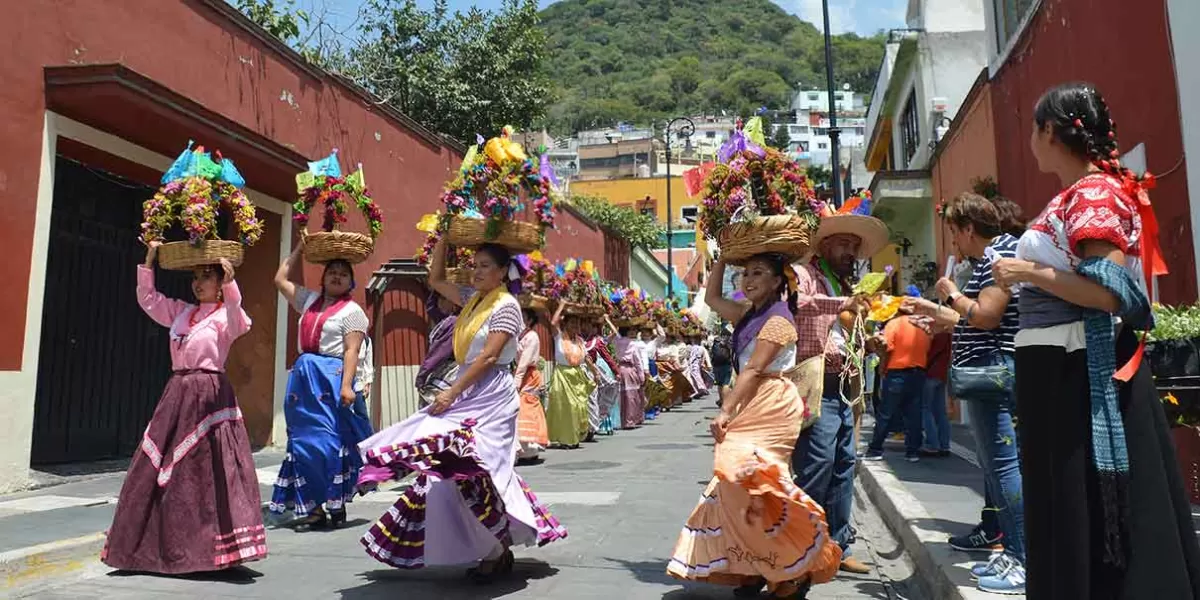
[565, 193, 664, 249]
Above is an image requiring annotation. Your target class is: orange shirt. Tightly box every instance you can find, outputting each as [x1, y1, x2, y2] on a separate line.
[883, 317, 931, 371]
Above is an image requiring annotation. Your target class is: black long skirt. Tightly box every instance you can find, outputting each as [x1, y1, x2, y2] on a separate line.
[1016, 328, 1200, 599]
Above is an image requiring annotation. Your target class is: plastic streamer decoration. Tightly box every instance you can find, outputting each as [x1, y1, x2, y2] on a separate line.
[437, 126, 558, 243]
[140, 141, 264, 246]
[292, 149, 384, 238]
[698, 116, 822, 240]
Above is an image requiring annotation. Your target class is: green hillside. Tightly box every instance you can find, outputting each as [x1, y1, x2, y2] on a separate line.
[538, 0, 887, 133]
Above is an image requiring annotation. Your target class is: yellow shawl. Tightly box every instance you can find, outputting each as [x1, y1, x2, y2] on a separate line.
[453, 286, 508, 364]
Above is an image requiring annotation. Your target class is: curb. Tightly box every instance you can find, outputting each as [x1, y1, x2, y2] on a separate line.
[856, 460, 1002, 600]
[0, 532, 105, 596]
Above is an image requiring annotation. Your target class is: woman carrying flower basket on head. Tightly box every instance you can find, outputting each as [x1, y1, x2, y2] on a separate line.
[102, 245, 266, 574]
[516, 307, 550, 462]
[584, 319, 621, 436]
[103, 144, 267, 574]
[269, 152, 380, 528]
[356, 238, 566, 580]
[546, 303, 596, 448]
[989, 83, 1200, 598]
[608, 314, 646, 429]
[667, 253, 840, 598]
[270, 239, 374, 528]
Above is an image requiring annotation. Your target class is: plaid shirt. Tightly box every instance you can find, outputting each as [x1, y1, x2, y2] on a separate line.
[793, 261, 850, 373]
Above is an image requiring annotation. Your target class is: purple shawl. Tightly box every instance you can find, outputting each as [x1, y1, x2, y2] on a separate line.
[731, 300, 795, 360]
[416, 315, 456, 387]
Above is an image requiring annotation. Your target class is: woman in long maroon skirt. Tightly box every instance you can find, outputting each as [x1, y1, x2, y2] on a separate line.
[101, 241, 267, 574]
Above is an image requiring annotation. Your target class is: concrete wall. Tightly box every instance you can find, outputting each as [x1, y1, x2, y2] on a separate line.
[989, 0, 1196, 304]
[910, 0, 987, 32]
[1167, 0, 1200, 295]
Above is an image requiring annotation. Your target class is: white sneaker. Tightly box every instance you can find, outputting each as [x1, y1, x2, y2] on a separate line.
[970, 552, 1005, 580]
[977, 554, 1026, 595]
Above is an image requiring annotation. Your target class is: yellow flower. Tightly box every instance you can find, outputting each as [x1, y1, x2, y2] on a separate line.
[529, 249, 544, 262]
[1165, 392, 1180, 406]
[416, 212, 441, 233]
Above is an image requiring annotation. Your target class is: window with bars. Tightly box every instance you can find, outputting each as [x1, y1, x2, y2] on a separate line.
[992, 0, 1038, 53]
[900, 91, 920, 166]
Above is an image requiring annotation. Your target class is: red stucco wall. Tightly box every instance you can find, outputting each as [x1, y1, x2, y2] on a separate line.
[0, 0, 463, 371]
[932, 81, 999, 271]
[989, 0, 1195, 303]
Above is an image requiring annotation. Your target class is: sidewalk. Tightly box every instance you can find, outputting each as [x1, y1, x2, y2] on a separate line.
[857, 421, 1200, 600]
[0, 450, 294, 594]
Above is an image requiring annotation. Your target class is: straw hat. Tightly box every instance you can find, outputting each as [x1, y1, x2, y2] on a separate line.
[811, 191, 889, 259]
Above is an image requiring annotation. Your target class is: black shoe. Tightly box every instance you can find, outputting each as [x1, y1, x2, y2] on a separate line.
[949, 526, 1003, 552]
[733, 577, 765, 597]
[329, 508, 347, 528]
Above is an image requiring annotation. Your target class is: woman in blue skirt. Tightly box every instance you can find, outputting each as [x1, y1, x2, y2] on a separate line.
[269, 238, 374, 528]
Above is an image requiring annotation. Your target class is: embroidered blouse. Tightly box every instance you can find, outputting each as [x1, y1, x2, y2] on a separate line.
[554, 333, 586, 367]
[614, 335, 640, 365]
[1017, 172, 1145, 340]
[136, 265, 251, 372]
[515, 329, 541, 382]
[292, 287, 370, 357]
[458, 290, 523, 366]
[736, 315, 798, 374]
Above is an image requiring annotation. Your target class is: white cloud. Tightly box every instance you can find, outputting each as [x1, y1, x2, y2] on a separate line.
[794, 0, 858, 35]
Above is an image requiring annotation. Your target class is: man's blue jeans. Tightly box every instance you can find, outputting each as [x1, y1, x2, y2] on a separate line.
[922, 378, 951, 452]
[869, 368, 926, 456]
[793, 394, 856, 557]
[961, 354, 1025, 564]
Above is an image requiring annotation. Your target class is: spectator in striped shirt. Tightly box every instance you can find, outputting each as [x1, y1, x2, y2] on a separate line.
[903, 192, 1025, 592]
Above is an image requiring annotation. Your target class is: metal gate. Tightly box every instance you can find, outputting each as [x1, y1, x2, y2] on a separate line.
[31, 157, 192, 464]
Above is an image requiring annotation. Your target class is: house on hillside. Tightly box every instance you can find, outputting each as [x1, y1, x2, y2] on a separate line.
[863, 0, 989, 290]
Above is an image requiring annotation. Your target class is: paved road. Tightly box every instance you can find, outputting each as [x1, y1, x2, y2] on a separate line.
[21, 397, 921, 599]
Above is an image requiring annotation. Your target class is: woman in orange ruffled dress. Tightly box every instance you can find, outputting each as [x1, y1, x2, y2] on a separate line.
[667, 254, 841, 599]
[515, 308, 549, 462]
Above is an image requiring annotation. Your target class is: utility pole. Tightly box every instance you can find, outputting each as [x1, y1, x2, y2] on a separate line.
[821, 0, 843, 205]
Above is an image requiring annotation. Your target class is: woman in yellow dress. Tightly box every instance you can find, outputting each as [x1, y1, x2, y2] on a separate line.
[545, 302, 594, 448]
[667, 254, 841, 598]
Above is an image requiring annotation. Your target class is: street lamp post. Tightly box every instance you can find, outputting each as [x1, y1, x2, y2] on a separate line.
[820, 0, 843, 205]
[664, 116, 695, 300]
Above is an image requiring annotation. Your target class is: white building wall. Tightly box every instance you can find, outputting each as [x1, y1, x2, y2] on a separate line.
[1167, 0, 1200, 293]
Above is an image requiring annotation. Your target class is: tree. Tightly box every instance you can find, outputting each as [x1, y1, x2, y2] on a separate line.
[806, 164, 832, 189]
[237, 0, 308, 43]
[769, 120, 793, 151]
[566, 194, 664, 249]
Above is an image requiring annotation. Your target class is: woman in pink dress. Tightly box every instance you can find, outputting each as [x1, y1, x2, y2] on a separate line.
[101, 241, 266, 574]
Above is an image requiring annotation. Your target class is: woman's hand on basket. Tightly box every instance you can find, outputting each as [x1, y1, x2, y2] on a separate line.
[219, 258, 235, 283]
[144, 240, 162, 266]
[430, 389, 456, 415]
[710, 412, 731, 443]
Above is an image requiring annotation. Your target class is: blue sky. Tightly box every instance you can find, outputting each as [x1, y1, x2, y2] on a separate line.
[303, 0, 908, 37]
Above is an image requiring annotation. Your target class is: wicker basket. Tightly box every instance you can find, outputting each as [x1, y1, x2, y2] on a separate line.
[304, 230, 374, 264]
[446, 216, 541, 254]
[157, 240, 244, 271]
[717, 214, 814, 266]
[613, 315, 647, 328]
[518, 293, 549, 311]
[445, 267, 474, 286]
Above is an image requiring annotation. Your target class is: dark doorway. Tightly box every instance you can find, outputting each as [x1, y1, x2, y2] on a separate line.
[31, 157, 191, 464]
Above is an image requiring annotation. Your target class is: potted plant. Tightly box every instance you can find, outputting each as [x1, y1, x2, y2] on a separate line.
[1148, 303, 1200, 503]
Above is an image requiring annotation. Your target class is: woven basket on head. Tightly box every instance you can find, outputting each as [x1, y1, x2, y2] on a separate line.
[445, 267, 474, 286]
[518, 293, 549, 311]
[158, 240, 245, 271]
[304, 230, 374, 264]
[717, 214, 814, 266]
[562, 302, 591, 316]
[614, 315, 648, 328]
[446, 216, 541, 254]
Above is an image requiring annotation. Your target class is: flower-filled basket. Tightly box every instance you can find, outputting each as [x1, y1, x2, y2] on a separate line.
[141, 142, 265, 270]
[519, 251, 558, 311]
[294, 150, 383, 264]
[700, 117, 822, 265]
[610, 288, 648, 328]
[547, 259, 602, 317]
[439, 127, 558, 254]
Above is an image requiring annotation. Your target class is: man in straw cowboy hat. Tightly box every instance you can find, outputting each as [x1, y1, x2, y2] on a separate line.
[787, 193, 889, 575]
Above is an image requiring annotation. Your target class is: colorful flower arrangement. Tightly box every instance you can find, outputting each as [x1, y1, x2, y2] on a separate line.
[438, 127, 558, 243]
[697, 117, 822, 240]
[608, 287, 648, 323]
[139, 144, 264, 246]
[293, 150, 383, 238]
[522, 253, 564, 298]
